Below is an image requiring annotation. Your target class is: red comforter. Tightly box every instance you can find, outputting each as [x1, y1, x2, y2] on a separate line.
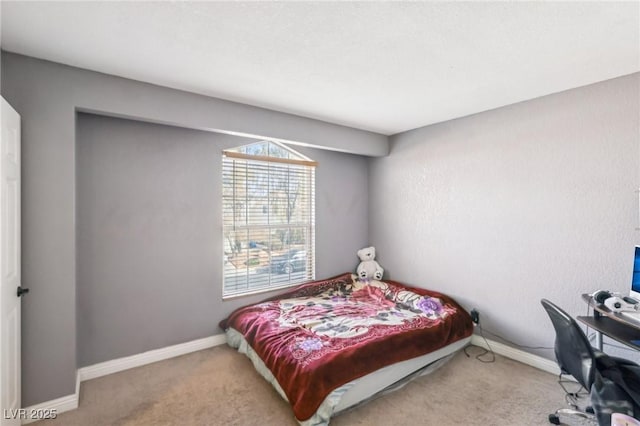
[220, 273, 473, 421]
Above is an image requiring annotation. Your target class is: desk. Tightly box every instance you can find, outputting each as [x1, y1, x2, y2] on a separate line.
[578, 294, 640, 351]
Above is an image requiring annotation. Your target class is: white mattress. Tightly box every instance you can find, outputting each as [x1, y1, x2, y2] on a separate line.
[225, 327, 471, 425]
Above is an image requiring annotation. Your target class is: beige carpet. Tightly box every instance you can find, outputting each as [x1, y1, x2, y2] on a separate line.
[34, 345, 570, 426]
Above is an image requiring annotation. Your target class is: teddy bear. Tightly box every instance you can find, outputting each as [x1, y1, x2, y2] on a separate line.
[356, 246, 384, 281]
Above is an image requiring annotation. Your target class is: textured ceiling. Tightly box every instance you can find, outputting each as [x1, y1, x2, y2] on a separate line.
[1, 1, 639, 135]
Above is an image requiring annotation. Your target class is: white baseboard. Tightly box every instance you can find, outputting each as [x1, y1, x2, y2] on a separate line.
[78, 334, 227, 382]
[21, 375, 79, 424]
[471, 334, 561, 375]
[21, 333, 227, 424]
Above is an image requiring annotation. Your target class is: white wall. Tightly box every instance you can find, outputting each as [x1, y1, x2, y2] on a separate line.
[369, 73, 640, 359]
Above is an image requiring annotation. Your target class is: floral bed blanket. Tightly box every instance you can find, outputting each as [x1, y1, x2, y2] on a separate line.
[219, 273, 473, 422]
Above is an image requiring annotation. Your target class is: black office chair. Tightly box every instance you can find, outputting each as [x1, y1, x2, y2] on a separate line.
[540, 299, 640, 425]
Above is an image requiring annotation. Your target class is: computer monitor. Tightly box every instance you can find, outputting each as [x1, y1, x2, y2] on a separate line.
[631, 246, 640, 300]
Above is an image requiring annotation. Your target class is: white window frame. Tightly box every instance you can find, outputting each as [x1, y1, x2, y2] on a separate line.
[222, 141, 316, 298]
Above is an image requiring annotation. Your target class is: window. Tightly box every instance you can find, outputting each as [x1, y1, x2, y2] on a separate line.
[222, 140, 316, 297]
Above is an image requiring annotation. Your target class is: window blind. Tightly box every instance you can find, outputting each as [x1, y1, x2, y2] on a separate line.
[222, 151, 315, 297]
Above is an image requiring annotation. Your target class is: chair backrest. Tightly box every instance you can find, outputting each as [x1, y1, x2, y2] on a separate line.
[540, 298, 597, 390]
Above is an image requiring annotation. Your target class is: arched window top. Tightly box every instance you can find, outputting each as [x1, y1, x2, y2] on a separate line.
[224, 140, 317, 167]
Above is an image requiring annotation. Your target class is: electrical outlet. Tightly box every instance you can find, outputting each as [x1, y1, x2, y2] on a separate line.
[470, 309, 480, 325]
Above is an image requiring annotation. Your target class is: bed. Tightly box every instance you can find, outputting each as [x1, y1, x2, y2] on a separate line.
[220, 272, 474, 425]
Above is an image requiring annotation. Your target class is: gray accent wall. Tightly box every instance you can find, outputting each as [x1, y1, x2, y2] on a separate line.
[1, 52, 372, 406]
[77, 113, 368, 367]
[369, 73, 640, 359]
